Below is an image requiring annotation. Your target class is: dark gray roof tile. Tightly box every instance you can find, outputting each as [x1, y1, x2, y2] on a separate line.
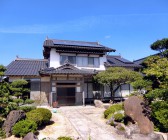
[106, 55, 142, 68]
[5, 59, 48, 76]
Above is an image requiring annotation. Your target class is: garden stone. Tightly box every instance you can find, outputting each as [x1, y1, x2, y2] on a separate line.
[2, 110, 25, 137]
[94, 100, 104, 108]
[23, 132, 38, 140]
[124, 124, 140, 139]
[124, 96, 154, 134]
[131, 133, 164, 140]
[116, 123, 126, 135]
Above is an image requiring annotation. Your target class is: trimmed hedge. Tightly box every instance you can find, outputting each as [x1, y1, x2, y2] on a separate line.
[114, 113, 125, 122]
[26, 108, 52, 126]
[104, 103, 123, 119]
[12, 119, 37, 137]
[57, 136, 73, 140]
[18, 106, 36, 112]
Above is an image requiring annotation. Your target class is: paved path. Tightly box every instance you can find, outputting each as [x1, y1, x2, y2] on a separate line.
[60, 106, 120, 140]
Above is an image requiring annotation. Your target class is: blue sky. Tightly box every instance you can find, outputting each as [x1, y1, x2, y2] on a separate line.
[0, 0, 168, 66]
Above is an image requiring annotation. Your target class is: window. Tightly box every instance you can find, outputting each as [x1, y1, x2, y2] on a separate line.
[60, 55, 100, 68]
[88, 57, 99, 68]
[88, 57, 94, 66]
[60, 55, 76, 65]
[77, 56, 88, 67]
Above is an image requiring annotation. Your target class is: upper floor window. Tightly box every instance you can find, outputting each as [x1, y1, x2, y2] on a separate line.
[60, 55, 99, 68]
[60, 55, 76, 65]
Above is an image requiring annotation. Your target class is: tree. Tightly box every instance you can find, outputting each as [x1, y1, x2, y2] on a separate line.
[150, 38, 168, 55]
[143, 56, 168, 88]
[10, 80, 30, 99]
[0, 65, 32, 116]
[94, 67, 142, 102]
[141, 54, 168, 132]
[0, 65, 16, 116]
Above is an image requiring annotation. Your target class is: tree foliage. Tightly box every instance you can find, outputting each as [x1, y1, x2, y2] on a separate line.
[94, 67, 142, 101]
[150, 38, 168, 55]
[143, 56, 168, 88]
[141, 40, 168, 132]
[10, 79, 30, 98]
[0, 65, 32, 116]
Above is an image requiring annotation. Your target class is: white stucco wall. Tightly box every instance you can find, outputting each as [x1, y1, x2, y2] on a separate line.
[50, 48, 60, 68]
[49, 49, 107, 70]
[77, 54, 106, 70]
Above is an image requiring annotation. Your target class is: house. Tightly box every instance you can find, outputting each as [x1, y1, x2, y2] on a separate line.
[5, 38, 141, 106]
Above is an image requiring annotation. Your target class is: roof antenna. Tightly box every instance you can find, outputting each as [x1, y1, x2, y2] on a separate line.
[119, 53, 121, 58]
[46, 36, 49, 40]
[16, 55, 19, 60]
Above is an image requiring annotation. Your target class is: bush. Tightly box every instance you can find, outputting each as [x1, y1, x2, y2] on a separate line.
[57, 136, 73, 140]
[104, 104, 123, 118]
[151, 101, 168, 132]
[18, 106, 36, 112]
[26, 108, 52, 126]
[24, 99, 34, 104]
[0, 128, 6, 139]
[109, 120, 115, 126]
[114, 113, 125, 122]
[12, 119, 37, 137]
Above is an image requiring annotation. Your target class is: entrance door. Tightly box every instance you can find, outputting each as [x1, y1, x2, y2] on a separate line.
[57, 83, 76, 105]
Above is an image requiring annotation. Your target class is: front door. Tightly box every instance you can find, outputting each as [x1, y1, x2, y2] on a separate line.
[57, 83, 76, 105]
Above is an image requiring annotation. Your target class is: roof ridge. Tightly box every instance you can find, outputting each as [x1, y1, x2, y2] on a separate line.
[107, 55, 121, 58]
[50, 39, 99, 44]
[15, 58, 48, 61]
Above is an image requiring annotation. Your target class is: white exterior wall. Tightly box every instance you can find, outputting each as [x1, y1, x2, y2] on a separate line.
[50, 48, 60, 68]
[49, 50, 107, 70]
[77, 54, 106, 70]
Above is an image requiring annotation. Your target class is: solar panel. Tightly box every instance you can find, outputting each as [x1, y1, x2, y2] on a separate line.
[52, 39, 103, 48]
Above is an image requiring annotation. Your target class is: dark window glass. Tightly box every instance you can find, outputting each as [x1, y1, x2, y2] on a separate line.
[68, 56, 76, 64]
[60, 55, 76, 65]
[31, 81, 40, 91]
[60, 55, 67, 64]
[88, 57, 94, 66]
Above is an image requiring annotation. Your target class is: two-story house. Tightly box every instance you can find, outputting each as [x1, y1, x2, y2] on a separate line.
[5, 38, 141, 106]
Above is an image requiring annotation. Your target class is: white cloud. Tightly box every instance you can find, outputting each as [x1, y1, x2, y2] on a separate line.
[105, 35, 111, 39]
[0, 13, 167, 34]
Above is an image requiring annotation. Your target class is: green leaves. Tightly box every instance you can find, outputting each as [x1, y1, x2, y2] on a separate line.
[10, 79, 30, 98]
[143, 56, 168, 88]
[0, 65, 6, 77]
[150, 38, 168, 54]
[94, 67, 142, 86]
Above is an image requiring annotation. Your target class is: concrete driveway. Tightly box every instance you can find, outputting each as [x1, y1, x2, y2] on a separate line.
[59, 106, 126, 140]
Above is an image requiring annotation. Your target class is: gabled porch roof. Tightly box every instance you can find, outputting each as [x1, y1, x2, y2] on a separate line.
[39, 61, 97, 75]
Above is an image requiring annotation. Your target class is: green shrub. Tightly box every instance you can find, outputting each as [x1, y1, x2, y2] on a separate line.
[114, 113, 125, 122]
[13, 98, 24, 105]
[36, 108, 52, 124]
[151, 101, 168, 132]
[24, 99, 34, 104]
[18, 106, 36, 112]
[12, 119, 37, 137]
[57, 136, 73, 140]
[26, 108, 52, 126]
[109, 120, 115, 126]
[104, 104, 123, 118]
[0, 128, 6, 139]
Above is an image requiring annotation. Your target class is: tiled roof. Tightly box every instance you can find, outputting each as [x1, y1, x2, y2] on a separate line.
[5, 58, 48, 76]
[43, 39, 115, 58]
[106, 55, 142, 68]
[40, 61, 97, 75]
[133, 53, 160, 65]
[44, 39, 114, 49]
